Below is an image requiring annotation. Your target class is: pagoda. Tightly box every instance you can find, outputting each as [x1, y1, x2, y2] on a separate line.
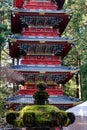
[5, 0, 80, 110]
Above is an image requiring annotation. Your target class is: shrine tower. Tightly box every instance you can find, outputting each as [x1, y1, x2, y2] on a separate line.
[5, 0, 80, 110]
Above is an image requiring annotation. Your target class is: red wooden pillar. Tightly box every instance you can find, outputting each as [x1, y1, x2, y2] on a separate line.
[13, 0, 24, 8]
[11, 13, 22, 33]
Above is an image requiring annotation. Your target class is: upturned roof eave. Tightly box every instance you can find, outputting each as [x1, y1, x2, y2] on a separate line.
[5, 95, 80, 106]
[10, 65, 79, 73]
[11, 8, 74, 15]
[9, 35, 75, 43]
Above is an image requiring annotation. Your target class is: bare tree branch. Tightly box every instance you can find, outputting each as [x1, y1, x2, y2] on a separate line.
[0, 66, 24, 83]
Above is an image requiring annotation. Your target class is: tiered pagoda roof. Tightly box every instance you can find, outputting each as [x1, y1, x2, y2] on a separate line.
[5, 0, 80, 110]
[5, 95, 80, 110]
[11, 9, 73, 35]
[5, 64, 79, 108]
[11, 65, 78, 84]
[9, 35, 75, 58]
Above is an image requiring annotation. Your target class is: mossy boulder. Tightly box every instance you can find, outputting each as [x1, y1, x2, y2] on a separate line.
[6, 105, 75, 127]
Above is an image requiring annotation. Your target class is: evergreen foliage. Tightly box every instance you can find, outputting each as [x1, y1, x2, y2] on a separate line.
[80, 63, 87, 101]
[0, 0, 12, 125]
[63, 0, 87, 100]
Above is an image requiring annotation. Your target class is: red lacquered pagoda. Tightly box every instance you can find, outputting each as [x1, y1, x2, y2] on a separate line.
[5, 0, 80, 110]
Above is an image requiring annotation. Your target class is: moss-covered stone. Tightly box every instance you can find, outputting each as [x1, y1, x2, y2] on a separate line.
[33, 82, 49, 105]
[6, 105, 75, 127]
